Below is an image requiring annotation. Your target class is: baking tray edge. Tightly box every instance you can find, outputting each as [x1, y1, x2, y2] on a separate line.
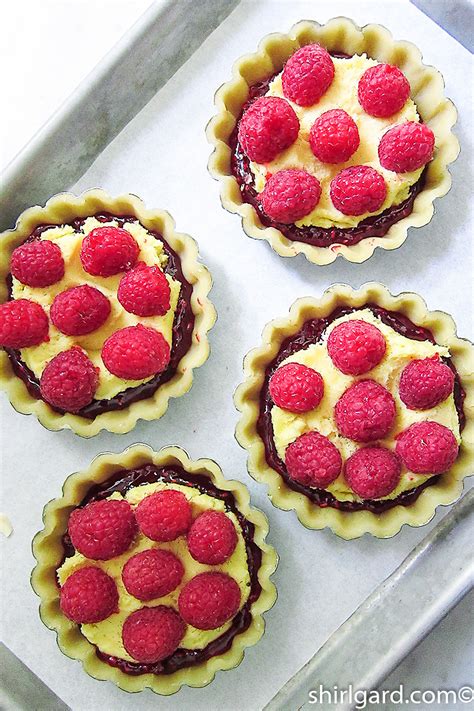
[0, 0, 241, 232]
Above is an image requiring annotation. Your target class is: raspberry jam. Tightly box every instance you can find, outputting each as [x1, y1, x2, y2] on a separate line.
[6, 214, 195, 418]
[60, 464, 262, 676]
[258, 304, 465, 513]
[230, 59, 426, 248]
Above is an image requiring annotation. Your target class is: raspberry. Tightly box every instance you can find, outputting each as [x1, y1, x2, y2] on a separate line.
[261, 169, 321, 223]
[122, 549, 184, 601]
[285, 431, 342, 488]
[102, 324, 170, 380]
[269, 362, 324, 413]
[50, 285, 111, 336]
[358, 64, 410, 118]
[345, 446, 401, 499]
[187, 511, 238, 565]
[395, 421, 458, 474]
[335, 380, 396, 443]
[80, 226, 139, 277]
[0, 299, 49, 348]
[330, 165, 387, 216]
[40, 347, 99, 412]
[11, 240, 64, 287]
[238, 97, 299, 163]
[178, 572, 240, 630]
[60, 566, 118, 623]
[327, 320, 386, 375]
[399, 357, 454, 410]
[117, 263, 171, 317]
[135, 489, 192, 542]
[309, 109, 360, 164]
[379, 122, 435, 173]
[122, 606, 185, 663]
[282, 44, 335, 106]
[68, 499, 137, 560]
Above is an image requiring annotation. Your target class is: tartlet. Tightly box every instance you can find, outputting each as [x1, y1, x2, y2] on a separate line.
[31, 445, 277, 694]
[207, 18, 459, 265]
[0, 190, 216, 436]
[235, 283, 473, 539]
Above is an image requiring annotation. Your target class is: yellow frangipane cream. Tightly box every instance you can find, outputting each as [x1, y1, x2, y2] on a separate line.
[58, 482, 251, 661]
[271, 309, 460, 502]
[251, 54, 423, 228]
[11, 218, 181, 400]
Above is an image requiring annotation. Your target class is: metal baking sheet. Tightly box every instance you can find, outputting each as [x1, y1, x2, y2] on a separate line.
[1, 1, 472, 709]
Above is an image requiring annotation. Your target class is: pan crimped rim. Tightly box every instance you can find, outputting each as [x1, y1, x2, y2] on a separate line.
[234, 283, 474, 539]
[31, 444, 278, 695]
[0, 190, 216, 436]
[207, 17, 459, 265]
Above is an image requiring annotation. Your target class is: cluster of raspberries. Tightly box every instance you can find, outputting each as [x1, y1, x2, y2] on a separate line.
[269, 319, 458, 500]
[0, 225, 173, 412]
[237, 44, 435, 224]
[60, 489, 242, 664]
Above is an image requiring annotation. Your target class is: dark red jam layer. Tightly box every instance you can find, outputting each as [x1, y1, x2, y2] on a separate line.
[230, 57, 426, 248]
[257, 304, 466, 513]
[59, 464, 262, 676]
[6, 214, 195, 419]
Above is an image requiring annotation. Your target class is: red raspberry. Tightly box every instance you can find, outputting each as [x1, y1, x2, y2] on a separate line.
[80, 226, 139, 277]
[40, 347, 99, 412]
[187, 511, 238, 565]
[358, 63, 410, 118]
[327, 319, 386, 375]
[135, 489, 192, 542]
[102, 324, 170, 380]
[399, 357, 454, 410]
[11, 240, 64, 287]
[178, 572, 240, 630]
[345, 446, 401, 499]
[282, 44, 335, 106]
[269, 362, 324, 413]
[335, 380, 396, 443]
[309, 109, 360, 164]
[285, 431, 342, 488]
[396, 421, 458, 474]
[68, 499, 137, 560]
[50, 285, 111, 336]
[122, 549, 184, 601]
[238, 97, 299, 163]
[261, 169, 321, 224]
[379, 122, 434, 173]
[117, 263, 170, 317]
[330, 165, 387, 215]
[60, 566, 118, 623]
[0, 299, 49, 348]
[122, 606, 185, 663]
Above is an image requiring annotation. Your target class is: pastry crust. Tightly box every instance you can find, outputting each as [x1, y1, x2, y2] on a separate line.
[31, 444, 278, 695]
[0, 190, 216, 436]
[234, 283, 474, 539]
[207, 18, 459, 265]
